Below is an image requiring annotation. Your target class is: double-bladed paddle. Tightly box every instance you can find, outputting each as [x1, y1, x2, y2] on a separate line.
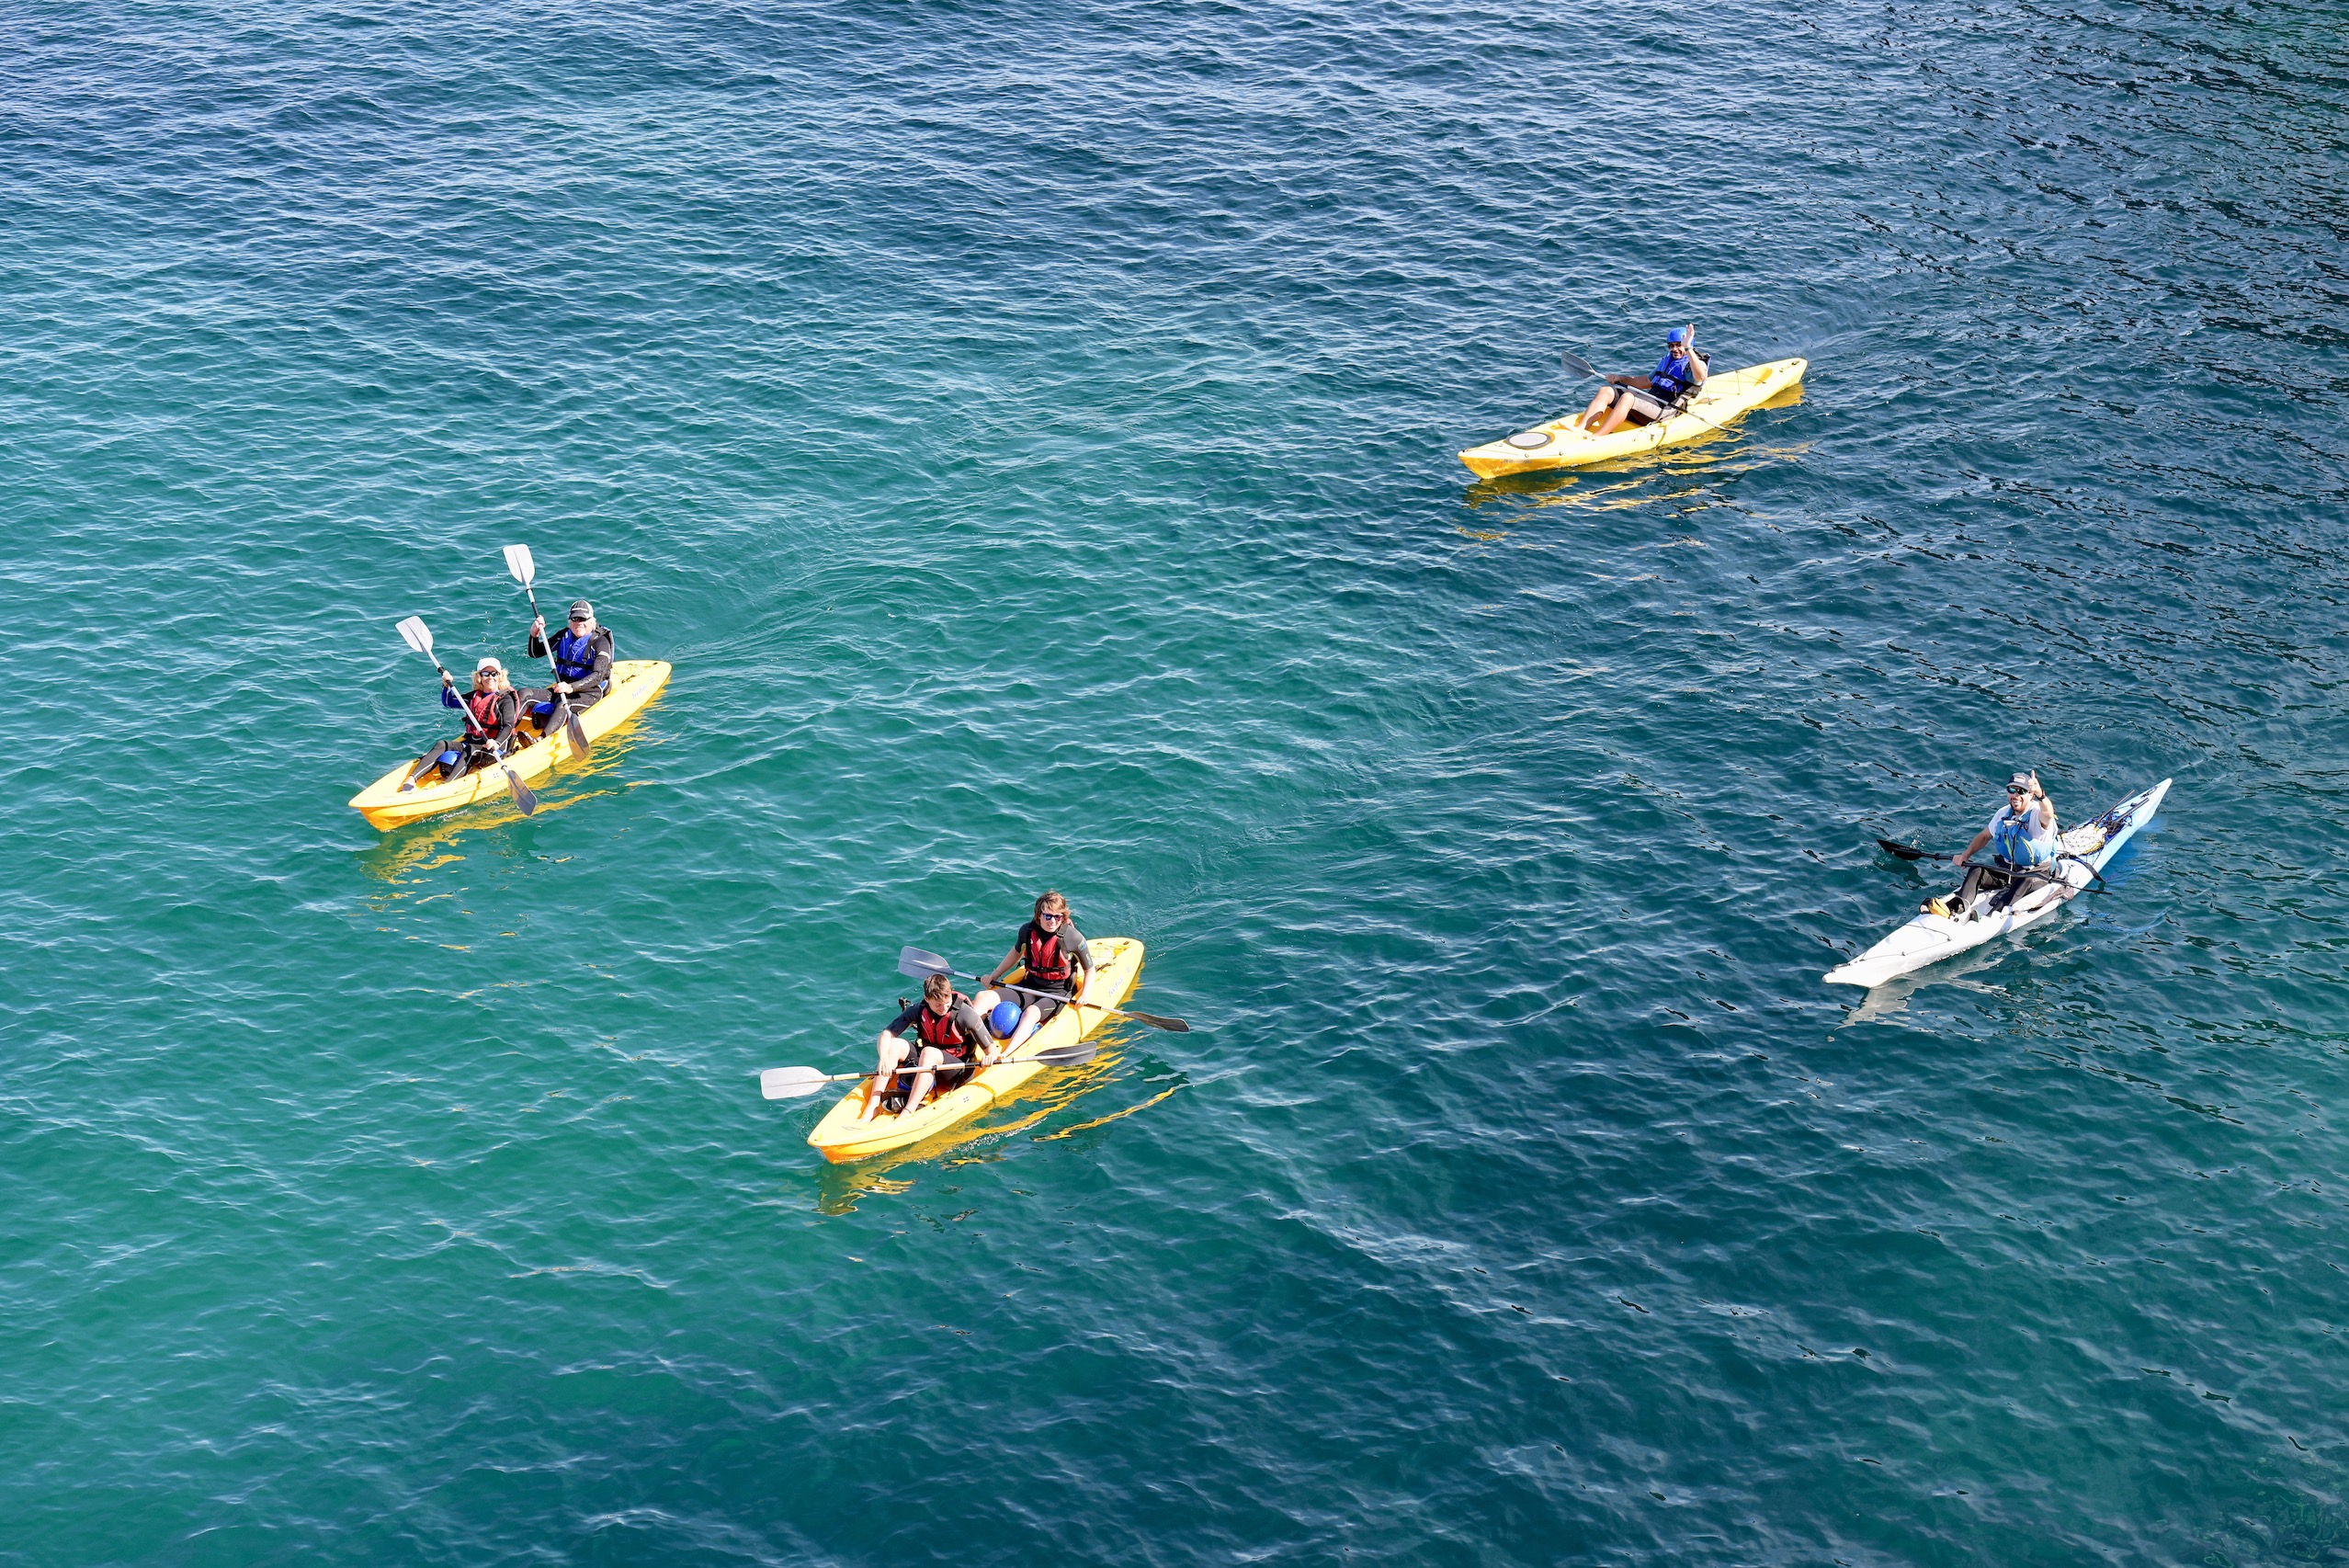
[759, 1038, 1102, 1100]
[393, 616, 537, 814]
[895, 945, 1191, 1032]
[501, 543, 593, 758]
[1874, 837, 2105, 890]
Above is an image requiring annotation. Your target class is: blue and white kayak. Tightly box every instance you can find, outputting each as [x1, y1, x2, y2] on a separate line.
[1824, 778, 2172, 989]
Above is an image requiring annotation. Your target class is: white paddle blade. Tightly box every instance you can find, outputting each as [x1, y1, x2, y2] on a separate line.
[760, 1066, 831, 1100]
[396, 616, 434, 656]
[898, 945, 953, 981]
[502, 543, 536, 586]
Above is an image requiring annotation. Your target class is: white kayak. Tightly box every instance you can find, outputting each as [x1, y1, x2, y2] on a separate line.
[1824, 778, 2171, 989]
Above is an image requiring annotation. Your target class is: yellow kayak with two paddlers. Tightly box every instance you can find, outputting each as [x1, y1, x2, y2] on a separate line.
[1458, 357, 1807, 479]
[803, 937, 1148, 1163]
[347, 658, 671, 831]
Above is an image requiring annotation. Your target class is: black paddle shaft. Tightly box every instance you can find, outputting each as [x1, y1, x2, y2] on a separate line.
[1878, 840, 2105, 892]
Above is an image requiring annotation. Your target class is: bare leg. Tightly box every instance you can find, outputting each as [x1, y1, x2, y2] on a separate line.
[902, 1046, 944, 1114]
[861, 1034, 910, 1121]
[1007, 973, 1087, 1052]
[1579, 386, 1615, 429]
[1593, 391, 1638, 437]
[972, 990, 1009, 1062]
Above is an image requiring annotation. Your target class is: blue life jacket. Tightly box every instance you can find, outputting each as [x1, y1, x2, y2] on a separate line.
[1991, 805, 2056, 866]
[1650, 351, 1699, 403]
[552, 626, 610, 686]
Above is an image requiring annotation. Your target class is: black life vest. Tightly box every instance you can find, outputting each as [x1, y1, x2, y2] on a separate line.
[916, 994, 977, 1062]
[1023, 924, 1075, 986]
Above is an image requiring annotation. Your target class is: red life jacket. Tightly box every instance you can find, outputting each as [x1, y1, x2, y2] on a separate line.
[464, 687, 504, 736]
[916, 994, 976, 1062]
[1024, 922, 1075, 986]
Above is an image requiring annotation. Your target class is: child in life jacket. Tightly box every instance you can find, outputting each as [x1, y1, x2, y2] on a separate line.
[863, 971, 993, 1120]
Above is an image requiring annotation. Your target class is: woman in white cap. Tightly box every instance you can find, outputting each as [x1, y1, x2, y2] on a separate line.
[404, 657, 523, 790]
[523, 599, 616, 731]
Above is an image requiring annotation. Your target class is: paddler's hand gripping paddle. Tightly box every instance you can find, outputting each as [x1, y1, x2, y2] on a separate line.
[393, 615, 537, 815]
[501, 543, 593, 758]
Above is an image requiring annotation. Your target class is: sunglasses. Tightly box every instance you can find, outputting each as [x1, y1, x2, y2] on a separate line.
[1037, 912, 1064, 925]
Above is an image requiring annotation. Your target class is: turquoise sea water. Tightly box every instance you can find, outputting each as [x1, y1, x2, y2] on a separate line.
[5, 2, 2347, 1562]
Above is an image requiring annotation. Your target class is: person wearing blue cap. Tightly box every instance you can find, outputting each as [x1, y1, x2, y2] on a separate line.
[1578, 324, 1708, 437]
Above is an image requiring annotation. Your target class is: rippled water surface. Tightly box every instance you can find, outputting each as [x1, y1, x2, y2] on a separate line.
[4, 1, 2347, 1562]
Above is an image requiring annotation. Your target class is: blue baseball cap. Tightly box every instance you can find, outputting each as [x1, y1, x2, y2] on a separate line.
[1666, 327, 1689, 344]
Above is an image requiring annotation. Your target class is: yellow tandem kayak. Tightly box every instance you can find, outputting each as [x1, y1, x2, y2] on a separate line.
[347, 658, 671, 831]
[1458, 357, 1807, 479]
[806, 937, 1146, 1163]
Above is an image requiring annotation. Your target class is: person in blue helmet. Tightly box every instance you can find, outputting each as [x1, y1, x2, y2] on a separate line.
[520, 599, 616, 734]
[1933, 769, 2060, 917]
[1578, 324, 1708, 437]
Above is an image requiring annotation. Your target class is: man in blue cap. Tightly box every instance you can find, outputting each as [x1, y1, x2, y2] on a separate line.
[1578, 324, 1708, 437]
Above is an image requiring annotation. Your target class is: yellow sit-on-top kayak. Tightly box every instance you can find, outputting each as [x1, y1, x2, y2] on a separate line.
[806, 937, 1146, 1163]
[1458, 357, 1806, 479]
[347, 658, 671, 830]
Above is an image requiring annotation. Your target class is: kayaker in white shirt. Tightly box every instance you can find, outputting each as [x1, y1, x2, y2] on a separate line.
[1939, 770, 2059, 915]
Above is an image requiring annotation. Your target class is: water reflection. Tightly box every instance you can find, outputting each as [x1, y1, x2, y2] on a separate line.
[350, 725, 660, 886]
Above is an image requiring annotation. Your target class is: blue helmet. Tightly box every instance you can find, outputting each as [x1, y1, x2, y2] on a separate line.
[989, 1000, 1022, 1039]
